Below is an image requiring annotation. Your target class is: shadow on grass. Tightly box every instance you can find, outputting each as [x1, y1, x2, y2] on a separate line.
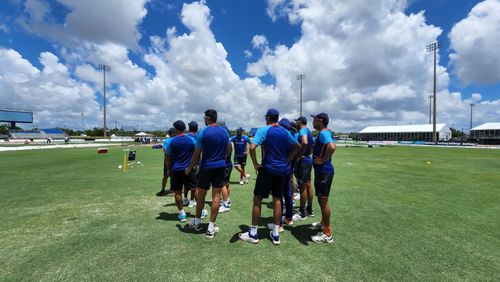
[284, 223, 317, 246]
[229, 217, 278, 244]
[155, 212, 192, 221]
[175, 223, 206, 234]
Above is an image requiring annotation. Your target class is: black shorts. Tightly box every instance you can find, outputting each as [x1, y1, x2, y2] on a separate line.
[197, 167, 226, 190]
[234, 155, 247, 166]
[163, 158, 169, 177]
[170, 170, 197, 192]
[254, 167, 289, 199]
[224, 165, 233, 184]
[294, 159, 312, 184]
[314, 171, 334, 197]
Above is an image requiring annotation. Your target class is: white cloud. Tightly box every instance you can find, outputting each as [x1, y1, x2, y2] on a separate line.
[449, 0, 500, 85]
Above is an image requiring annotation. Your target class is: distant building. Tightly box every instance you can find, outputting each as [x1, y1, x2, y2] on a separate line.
[359, 124, 451, 141]
[470, 123, 500, 145]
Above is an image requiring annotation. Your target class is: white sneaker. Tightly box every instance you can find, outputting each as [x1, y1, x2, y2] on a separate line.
[311, 232, 334, 243]
[218, 205, 230, 213]
[245, 174, 250, 184]
[182, 198, 190, 206]
[206, 226, 219, 239]
[188, 200, 196, 208]
[312, 221, 323, 230]
[294, 193, 300, 200]
[189, 219, 203, 231]
[292, 212, 307, 221]
[240, 180, 244, 185]
[239, 232, 259, 244]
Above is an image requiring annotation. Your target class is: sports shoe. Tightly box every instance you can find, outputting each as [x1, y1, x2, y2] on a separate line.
[239, 232, 260, 244]
[201, 209, 208, 219]
[306, 209, 315, 217]
[245, 174, 250, 184]
[292, 212, 307, 221]
[188, 200, 196, 208]
[227, 201, 232, 207]
[156, 190, 168, 197]
[206, 226, 219, 239]
[178, 213, 187, 222]
[311, 232, 334, 243]
[182, 198, 190, 206]
[311, 221, 323, 230]
[270, 231, 280, 245]
[239, 180, 244, 185]
[218, 204, 230, 213]
[282, 217, 293, 225]
[189, 220, 203, 231]
[266, 223, 284, 233]
[294, 193, 300, 200]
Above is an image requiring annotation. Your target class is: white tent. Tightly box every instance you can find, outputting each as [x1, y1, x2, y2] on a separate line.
[134, 132, 154, 137]
[359, 123, 451, 141]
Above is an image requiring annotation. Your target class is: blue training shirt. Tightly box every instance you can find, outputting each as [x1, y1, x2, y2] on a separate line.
[253, 124, 298, 176]
[166, 134, 196, 171]
[231, 135, 251, 157]
[298, 127, 314, 164]
[196, 124, 229, 169]
[162, 138, 173, 156]
[313, 129, 335, 174]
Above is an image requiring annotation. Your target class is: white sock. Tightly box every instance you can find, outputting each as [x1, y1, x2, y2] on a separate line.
[227, 197, 231, 202]
[179, 209, 186, 216]
[273, 224, 279, 237]
[250, 225, 258, 236]
[208, 222, 215, 232]
[194, 218, 200, 225]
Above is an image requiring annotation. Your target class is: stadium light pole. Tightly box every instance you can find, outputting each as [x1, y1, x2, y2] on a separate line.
[470, 103, 475, 132]
[81, 112, 84, 131]
[428, 95, 433, 124]
[297, 74, 306, 117]
[426, 41, 441, 143]
[98, 64, 111, 138]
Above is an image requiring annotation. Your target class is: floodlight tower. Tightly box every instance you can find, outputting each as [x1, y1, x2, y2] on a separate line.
[470, 103, 475, 132]
[98, 64, 111, 138]
[297, 74, 306, 117]
[426, 41, 441, 143]
[428, 95, 433, 124]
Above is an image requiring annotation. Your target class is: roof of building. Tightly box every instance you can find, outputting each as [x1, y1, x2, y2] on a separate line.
[359, 123, 449, 134]
[471, 123, 500, 131]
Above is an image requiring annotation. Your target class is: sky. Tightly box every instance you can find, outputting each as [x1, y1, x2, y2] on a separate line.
[0, 0, 499, 132]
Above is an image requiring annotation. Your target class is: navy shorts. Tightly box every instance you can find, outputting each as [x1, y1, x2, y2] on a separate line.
[224, 165, 233, 184]
[234, 155, 247, 166]
[197, 167, 225, 190]
[170, 170, 197, 192]
[314, 171, 334, 197]
[294, 158, 312, 184]
[254, 167, 289, 199]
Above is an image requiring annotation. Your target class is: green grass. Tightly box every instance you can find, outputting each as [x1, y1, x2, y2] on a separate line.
[1, 145, 499, 281]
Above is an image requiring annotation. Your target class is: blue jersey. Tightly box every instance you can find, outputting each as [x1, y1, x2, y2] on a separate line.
[253, 124, 298, 176]
[298, 127, 314, 164]
[231, 135, 251, 157]
[162, 138, 173, 156]
[166, 134, 196, 171]
[313, 129, 335, 174]
[196, 124, 229, 169]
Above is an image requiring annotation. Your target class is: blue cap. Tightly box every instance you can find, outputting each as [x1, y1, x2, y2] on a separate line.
[173, 120, 186, 131]
[236, 127, 243, 133]
[294, 116, 307, 125]
[279, 118, 292, 131]
[167, 127, 175, 135]
[265, 108, 279, 119]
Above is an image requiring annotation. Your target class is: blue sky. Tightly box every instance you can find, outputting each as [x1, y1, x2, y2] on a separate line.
[0, 0, 499, 131]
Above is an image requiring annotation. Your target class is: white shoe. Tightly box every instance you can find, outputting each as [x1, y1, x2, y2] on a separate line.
[218, 205, 230, 213]
[292, 212, 307, 221]
[188, 200, 196, 208]
[239, 181, 244, 185]
[182, 198, 190, 206]
[294, 193, 300, 200]
[245, 174, 250, 184]
[312, 221, 323, 230]
[239, 232, 259, 244]
[266, 223, 284, 233]
[311, 232, 334, 243]
[206, 226, 219, 239]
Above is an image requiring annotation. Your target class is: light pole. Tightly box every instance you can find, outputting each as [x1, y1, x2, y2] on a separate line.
[428, 95, 433, 124]
[426, 41, 441, 143]
[297, 74, 306, 117]
[81, 112, 84, 132]
[470, 103, 475, 132]
[98, 64, 111, 138]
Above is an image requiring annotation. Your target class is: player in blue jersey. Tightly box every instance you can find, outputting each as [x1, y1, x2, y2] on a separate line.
[293, 116, 315, 220]
[219, 124, 233, 213]
[231, 127, 251, 185]
[310, 113, 336, 243]
[157, 127, 176, 196]
[185, 109, 230, 239]
[183, 121, 199, 207]
[239, 109, 300, 245]
[165, 121, 197, 222]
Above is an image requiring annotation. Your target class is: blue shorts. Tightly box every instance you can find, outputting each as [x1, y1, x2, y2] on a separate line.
[314, 171, 334, 197]
[254, 167, 289, 199]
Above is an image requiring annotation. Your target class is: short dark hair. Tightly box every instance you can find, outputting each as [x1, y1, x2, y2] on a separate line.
[188, 121, 198, 132]
[204, 109, 217, 122]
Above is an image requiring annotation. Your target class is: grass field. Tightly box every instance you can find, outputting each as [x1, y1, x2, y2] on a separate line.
[1, 145, 499, 281]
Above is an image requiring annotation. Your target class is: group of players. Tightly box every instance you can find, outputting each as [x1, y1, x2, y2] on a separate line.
[158, 108, 336, 244]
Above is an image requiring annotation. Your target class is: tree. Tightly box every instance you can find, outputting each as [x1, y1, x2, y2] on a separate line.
[450, 127, 464, 138]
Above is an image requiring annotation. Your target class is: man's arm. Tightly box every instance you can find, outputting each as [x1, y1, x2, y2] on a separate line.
[288, 142, 301, 163]
[165, 154, 172, 176]
[299, 134, 308, 158]
[314, 143, 336, 165]
[185, 148, 201, 175]
[249, 143, 261, 172]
